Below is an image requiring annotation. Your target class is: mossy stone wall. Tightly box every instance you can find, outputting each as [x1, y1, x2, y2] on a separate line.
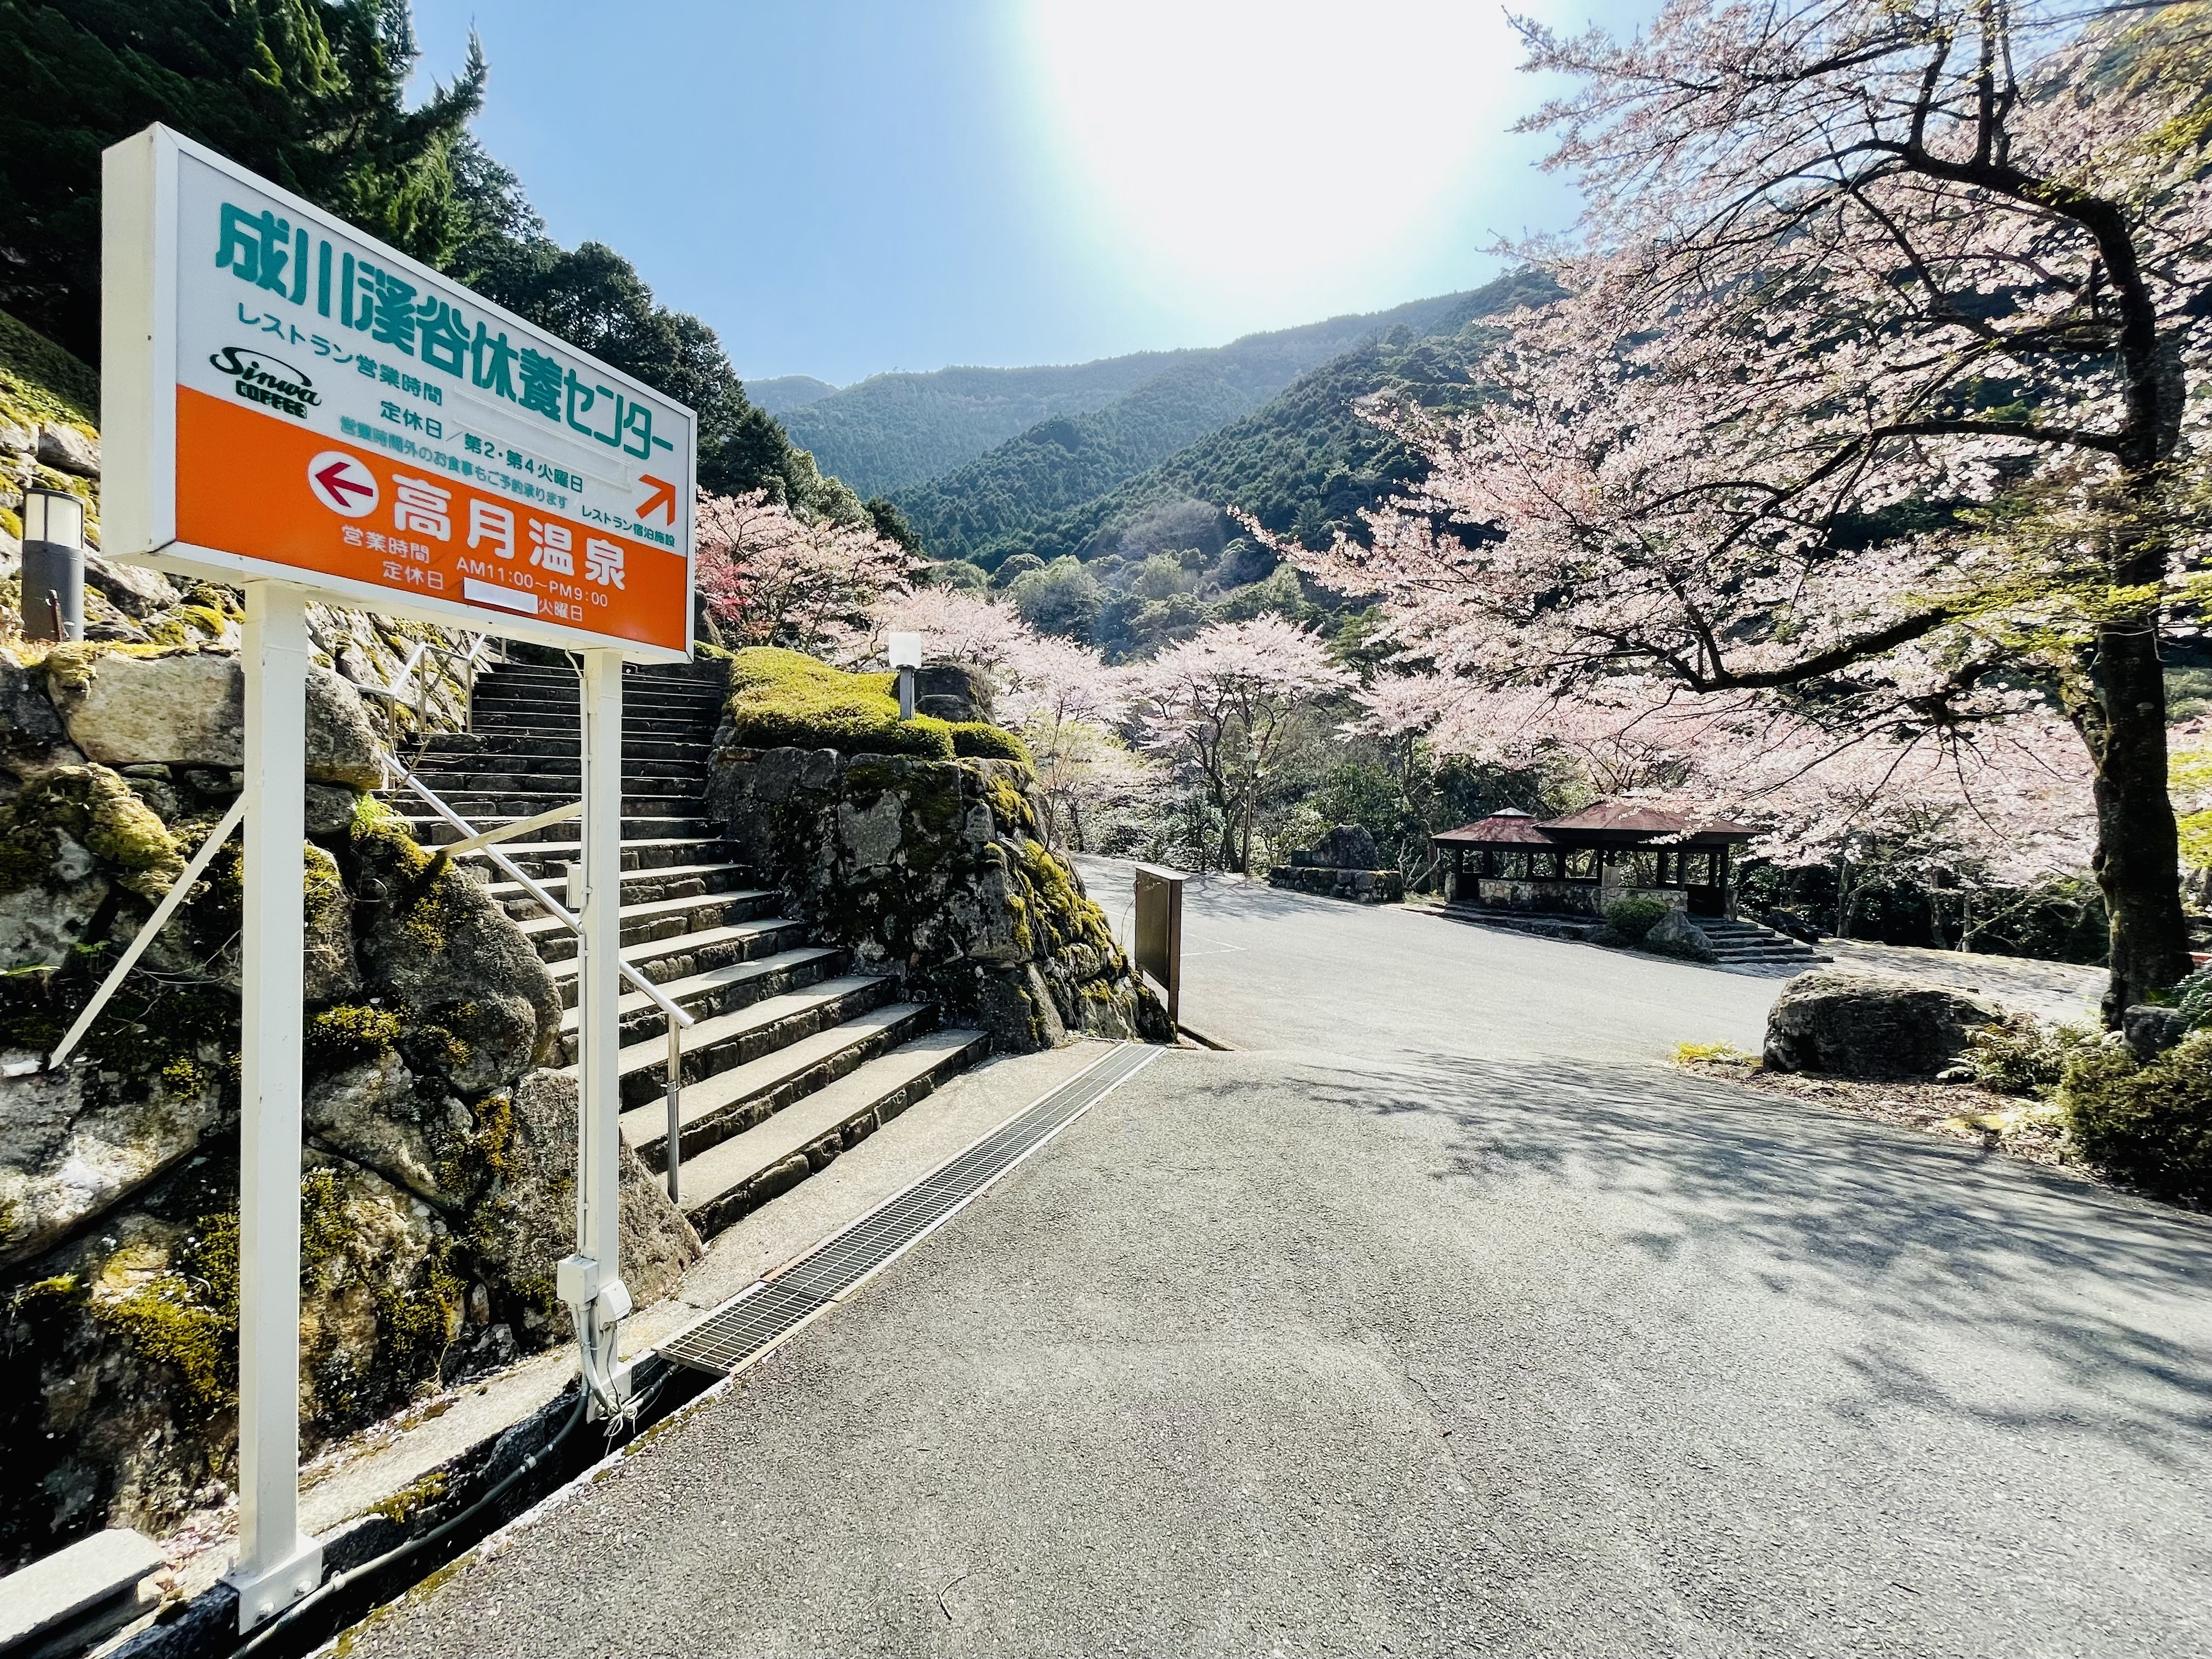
[709, 740, 1170, 1051]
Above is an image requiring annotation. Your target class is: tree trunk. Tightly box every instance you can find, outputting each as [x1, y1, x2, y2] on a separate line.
[2081, 616, 2194, 1024]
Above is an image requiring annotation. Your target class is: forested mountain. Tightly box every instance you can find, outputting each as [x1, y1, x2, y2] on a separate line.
[902, 269, 1558, 567]
[781, 292, 1476, 498]
[748, 375, 840, 415]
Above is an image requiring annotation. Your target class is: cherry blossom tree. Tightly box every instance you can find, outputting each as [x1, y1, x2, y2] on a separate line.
[865, 588, 1151, 849]
[1293, 0, 2212, 1018]
[1126, 616, 1354, 872]
[694, 489, 918, 652]
[866, 585, 1039, 673]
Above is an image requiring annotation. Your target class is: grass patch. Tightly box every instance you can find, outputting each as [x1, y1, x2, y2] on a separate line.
[726, 647, 952, 758]
[950, 722, 1030, 765]
[1674, 1040, 1758, 1066]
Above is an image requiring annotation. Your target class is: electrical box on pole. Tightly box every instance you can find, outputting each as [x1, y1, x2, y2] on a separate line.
[100, 123, 696, 1631]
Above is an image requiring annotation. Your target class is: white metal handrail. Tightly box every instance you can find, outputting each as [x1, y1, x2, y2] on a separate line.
[391, 763, 693, 1203]
[362, 631, 500, 736]
[40, 795, 249, 1070]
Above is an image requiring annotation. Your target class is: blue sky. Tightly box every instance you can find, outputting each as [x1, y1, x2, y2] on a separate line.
[409, 1, 1647, 387]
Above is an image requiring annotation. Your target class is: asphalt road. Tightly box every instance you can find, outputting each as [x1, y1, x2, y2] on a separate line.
[346, 864, 2212, 1658]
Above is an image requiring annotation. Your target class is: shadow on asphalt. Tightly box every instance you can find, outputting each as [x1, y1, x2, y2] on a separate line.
[1213, 1051, 2212, 1455]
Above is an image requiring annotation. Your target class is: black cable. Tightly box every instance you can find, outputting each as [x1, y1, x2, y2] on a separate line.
[232, 1386, 590, 1658]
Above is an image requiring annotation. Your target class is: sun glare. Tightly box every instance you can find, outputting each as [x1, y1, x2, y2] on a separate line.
[1021, 0, 1531, 330]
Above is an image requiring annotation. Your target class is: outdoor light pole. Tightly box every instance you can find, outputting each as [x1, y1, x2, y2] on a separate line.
[19, 487, 86, 642]
[889, 630, 922, 719]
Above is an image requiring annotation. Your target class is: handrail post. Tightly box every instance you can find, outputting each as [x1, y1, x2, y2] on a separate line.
[665, 1023, 682, 1206]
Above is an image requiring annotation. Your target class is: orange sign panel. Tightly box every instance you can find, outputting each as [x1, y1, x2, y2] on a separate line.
[176, 388, 688, 649]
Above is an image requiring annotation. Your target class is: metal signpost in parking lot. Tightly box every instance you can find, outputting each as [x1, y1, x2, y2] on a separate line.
[1131, 864, 1186, 1028]
[101, 123, 696, 1630]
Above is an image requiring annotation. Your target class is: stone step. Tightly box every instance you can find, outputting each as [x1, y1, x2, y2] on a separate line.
[405, 761, 706, 789]
[523, 887, 782, 962]
[484, 860, 763, 917]
[465, 707, 714, 730]
[659, 1028, 990, 1237]
[425, 787, 704, 815]
[618, 996, 935, 1163]
[553, 945, 847, 1062]
[602, 974, 899, 1108]
[421, 735, 709, 764]
[469, 687, 718, 710]
[485, 665, 723, 691]
[468, 701, 721, 727]
[543, 915, 817, 1007]
[455, 836, 737, 880]
[402, 812, 718, 845]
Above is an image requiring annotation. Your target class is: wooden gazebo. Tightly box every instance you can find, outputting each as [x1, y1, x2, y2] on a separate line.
[1431, 802, 1755, 918]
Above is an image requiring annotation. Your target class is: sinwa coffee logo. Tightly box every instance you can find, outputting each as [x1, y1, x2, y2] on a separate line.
[210, 345, 320, 419]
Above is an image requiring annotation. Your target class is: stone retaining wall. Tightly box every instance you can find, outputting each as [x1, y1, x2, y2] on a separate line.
[707, 741, 1171, 1052]
[1266, 866, 1405, 904]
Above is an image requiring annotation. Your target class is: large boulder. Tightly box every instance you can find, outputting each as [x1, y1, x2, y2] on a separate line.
[1763, 969, 1999, 1079]
[462, 1069, 701, 1336]
[47, 650, 386, 789]
[1645, 907, 1719, 962]
[913, 663, 995, 724]
[0, 654, 77, 768]
[82, 555, 180, 620]
[36, 424, 99, 477]
[1307, 823, 1379, 870]
[350, 815, 560, 1092]
[0, 1060, 229, 1271]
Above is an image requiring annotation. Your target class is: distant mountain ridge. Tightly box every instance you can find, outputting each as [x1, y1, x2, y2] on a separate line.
[895, 269, 1559, 566]
[747, 375, 840, 416]
[778, 291, 1480, 498]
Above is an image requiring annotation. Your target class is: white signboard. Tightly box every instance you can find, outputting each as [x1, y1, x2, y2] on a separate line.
[103, 123, 695, 657]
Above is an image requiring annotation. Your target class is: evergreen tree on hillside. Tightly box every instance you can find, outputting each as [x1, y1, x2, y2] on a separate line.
[1, 0, 485, 361]
[2, 0, 860, 517]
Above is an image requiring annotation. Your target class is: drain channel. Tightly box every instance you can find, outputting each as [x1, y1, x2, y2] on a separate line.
[656, 1040, 1161, 1374]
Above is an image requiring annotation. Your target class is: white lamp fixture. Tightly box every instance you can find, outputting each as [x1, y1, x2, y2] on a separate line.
[21, 487, 86, 550]
[888, 631, 923, 719]
[19, 487, 87, 642]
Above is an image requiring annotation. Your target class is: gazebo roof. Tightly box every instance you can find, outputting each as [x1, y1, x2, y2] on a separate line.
[1431, 810, 1555, 846]
[1541, 800, 1755, 841]
[1430, 800, 1756, 848]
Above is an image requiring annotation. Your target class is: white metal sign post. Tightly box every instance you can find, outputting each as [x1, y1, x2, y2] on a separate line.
[235, 579, 318, 1619]
[101, 123, 695, 1631]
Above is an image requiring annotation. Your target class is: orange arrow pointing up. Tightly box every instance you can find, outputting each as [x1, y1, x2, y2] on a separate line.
[636, 475, 677, 525]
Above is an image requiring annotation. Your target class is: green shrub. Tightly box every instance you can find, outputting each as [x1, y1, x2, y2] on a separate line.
[2176, 967, 2212, 1032]
[724, 647, 953, 759]
[1602, 896, 1670, 941]
[2060, 1028, 2212, 1203]
[950, 722, 1031, 765]
[1966, 1018, 2096, 1097]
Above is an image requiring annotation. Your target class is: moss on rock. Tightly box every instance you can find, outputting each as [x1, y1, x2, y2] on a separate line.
[0, 764, 183, 900]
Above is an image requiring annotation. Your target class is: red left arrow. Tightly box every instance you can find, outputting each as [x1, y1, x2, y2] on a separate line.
[315, 460, 375, 507]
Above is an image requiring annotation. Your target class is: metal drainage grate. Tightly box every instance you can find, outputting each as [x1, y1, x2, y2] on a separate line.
[656, 1041, 1161, 1375]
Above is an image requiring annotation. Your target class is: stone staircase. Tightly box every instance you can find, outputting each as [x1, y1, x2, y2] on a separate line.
[1446, 902, 1827, 968]
[1691, 916, 1830, 967]
[391, 658, 989, 1239]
